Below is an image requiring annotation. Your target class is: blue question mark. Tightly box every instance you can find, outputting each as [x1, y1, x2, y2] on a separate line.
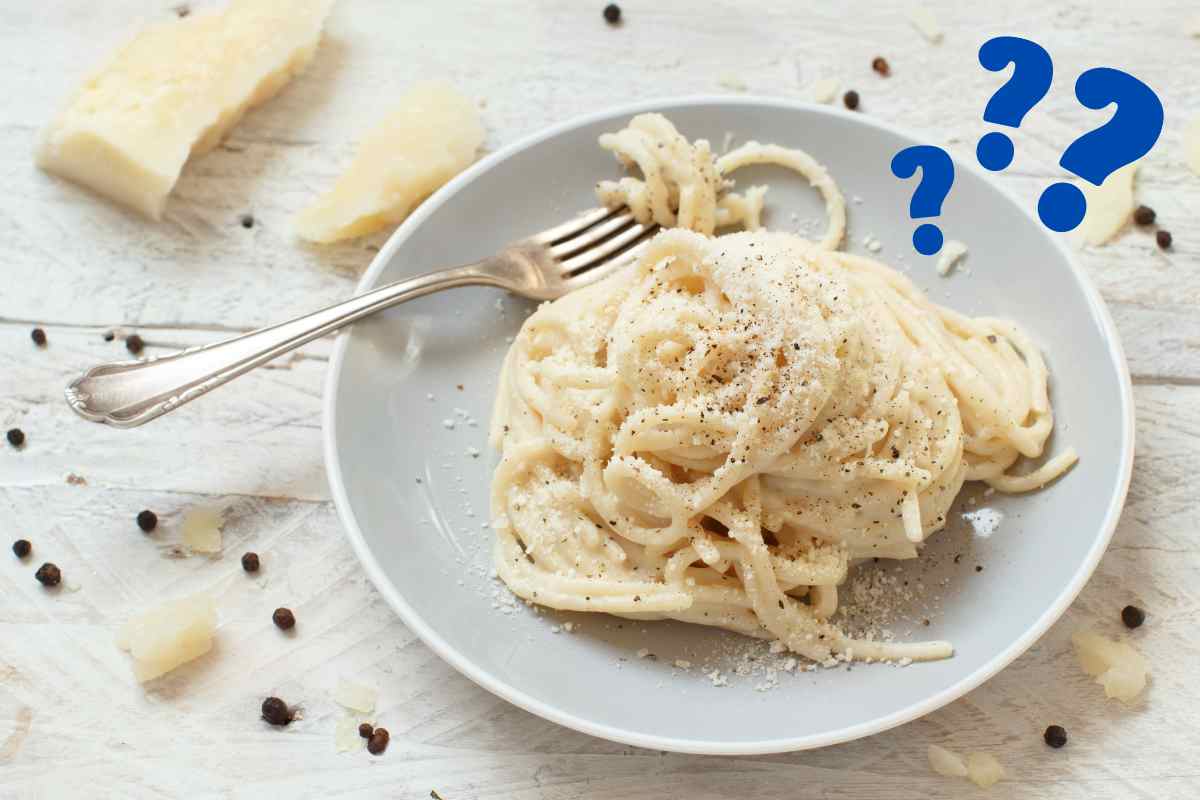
[1037, 68, 1164, 232]
[890, 145, 955, 256]
[976, 36, 1054, 171]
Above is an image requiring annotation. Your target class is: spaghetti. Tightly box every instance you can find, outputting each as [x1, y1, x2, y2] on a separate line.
[488, 115, 1075, 663]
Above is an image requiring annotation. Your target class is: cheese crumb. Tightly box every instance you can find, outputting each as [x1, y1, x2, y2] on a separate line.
[936, 239, 968, 276]
[333, 678, 377, 713]
[181, 507, 223, 554]
[1075, 163, 1137, 246]
[906, 6, 944, 43]
[1185, 115, 1200, 177]
[718, 74, 748, 92]
[966, 752, 1004, 788]
[807, 77, 840, 105]
[928, 744, 968, 777]
[1072, 629, 1149, 702]
[334, 716, 363, 752]
[116, 593, 216, 682]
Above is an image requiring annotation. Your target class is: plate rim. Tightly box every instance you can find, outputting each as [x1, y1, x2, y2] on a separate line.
[322, 94, 1136, 755]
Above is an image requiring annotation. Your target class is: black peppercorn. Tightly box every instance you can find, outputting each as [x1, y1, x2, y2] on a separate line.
[261, 696, 292, 726]
[367, 727, 390, 754]
[1044, 724, 1068, 748]
[35, 562, 61, 586]
[871, 57, 890, 76]
[843, 90, 860, 110]
[12, 539, 31, 559]
[273, 607, 296, 630]
[126, 334, 145, 355]
[241, 552, 260, 572]
[7, 428, 25, 448]
[603, 3, 620, 24]
[1156, 230, 1172, 250]
[1133, 205, 1156, 225]
[1121, 605, 1145, 628]
[136, 509, 158, 532]
[31, 328, 47, 346]
[358, 722, 374, 738]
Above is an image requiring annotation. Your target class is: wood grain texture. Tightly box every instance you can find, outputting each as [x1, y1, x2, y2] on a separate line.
[2, 1, 1198, 797]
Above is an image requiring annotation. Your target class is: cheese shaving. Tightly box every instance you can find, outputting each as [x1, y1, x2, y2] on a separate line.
[1074, 163, 1136, 247]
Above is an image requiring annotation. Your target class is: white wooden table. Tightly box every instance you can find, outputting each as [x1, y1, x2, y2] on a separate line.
[2, 1, 1197, 797]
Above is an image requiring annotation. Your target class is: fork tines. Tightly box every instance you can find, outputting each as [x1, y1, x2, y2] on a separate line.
[535, 207, 660, 276]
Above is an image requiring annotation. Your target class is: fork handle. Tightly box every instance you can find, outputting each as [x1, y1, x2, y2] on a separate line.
[65, 263, 494, 428]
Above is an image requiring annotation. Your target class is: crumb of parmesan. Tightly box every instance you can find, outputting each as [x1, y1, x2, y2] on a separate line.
[718, 74, 747, 92]
[807, 77, 840, 105]
[936, 240, 968, 276]
[1075, 163, 1136, 246]
[181, 507, 223, 554]
[334, 678, 377, 713]
[1072, 629, 1149, 702]
[1185, 115, 1200, 177]
[928, 744, 968, 777]
[966, 752, 1004, 788]
[906, 6, 944, 43]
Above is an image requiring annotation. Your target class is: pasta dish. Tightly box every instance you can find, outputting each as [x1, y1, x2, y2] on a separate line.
[488, 115, 1076, 664]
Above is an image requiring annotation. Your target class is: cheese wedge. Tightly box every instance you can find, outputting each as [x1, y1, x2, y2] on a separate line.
[116, 593, 217, 682]
[36, 0, 334, 219]
[296, 81, 483, 243]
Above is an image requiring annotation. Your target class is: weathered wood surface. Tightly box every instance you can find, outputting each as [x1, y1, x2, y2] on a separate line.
[2, 1, 1197, 797]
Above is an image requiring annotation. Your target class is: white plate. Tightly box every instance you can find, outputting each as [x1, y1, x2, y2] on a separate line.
[323, 96, 1134, 754]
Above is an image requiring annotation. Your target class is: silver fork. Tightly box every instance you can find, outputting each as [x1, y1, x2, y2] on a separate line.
[65, 207, 658, 428]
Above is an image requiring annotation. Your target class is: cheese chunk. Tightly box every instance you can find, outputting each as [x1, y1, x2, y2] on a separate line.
[1074, 164, 1136, 247]
[181, 506, 225, 554]
[116, 593, 217, 682]
[296, 81, 483, 243]
[1073, 629, 1149, 702]
[36, 0, 334, 219]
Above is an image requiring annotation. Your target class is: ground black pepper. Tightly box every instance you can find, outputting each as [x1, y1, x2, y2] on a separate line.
[1156, 230, 1172, 249]
[35, 562, 61, 586]
[31, 328, 47, 346]
[136, 509, 158, 532]
[12, 539, 31, 559]
[1044, 724, 1068, 748]
[261, 696, 292, 726]
[871, 56, 890, 76]
[843, 90, 860, 110]
[975, 565, 983, 572]
[240, 214, 254, 229]
[126, 334, 145, 355]
[241, 552, 260, 572]
[358, 722, 374, 739]
[367, 727, 390, 754]
[6, 428, 25, 448]
[103, 331, 115, 342]
[1121, 604, 1145, 628]
[1133, 205, 1156, 225]
[603, 3, 620, 24]
[273, 607, 296, 630]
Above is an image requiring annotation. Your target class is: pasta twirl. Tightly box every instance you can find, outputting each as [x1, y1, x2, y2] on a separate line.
[488, 115, 1075, 664]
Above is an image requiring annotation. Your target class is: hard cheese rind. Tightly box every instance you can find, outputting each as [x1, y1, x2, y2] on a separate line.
[295, 81, 484, 243]
[36, 0, 334, 219]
